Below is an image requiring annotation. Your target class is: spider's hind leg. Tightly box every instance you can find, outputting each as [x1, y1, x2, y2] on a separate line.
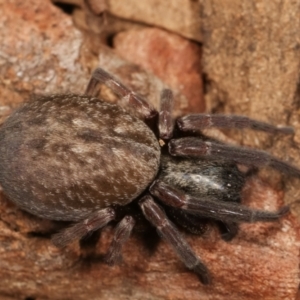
[104, 215, 135, 265]
[51, 208, 116, 248]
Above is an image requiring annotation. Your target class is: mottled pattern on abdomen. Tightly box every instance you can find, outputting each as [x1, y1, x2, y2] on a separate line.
[0, 95, 160, 221]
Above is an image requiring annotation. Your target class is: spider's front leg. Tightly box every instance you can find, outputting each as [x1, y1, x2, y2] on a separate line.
[178, 114, 294, 135]
[149, 180, 289, 224]
[159, 89, 174, 140]
[169, 137, 300, 177]
[139, 195, 211, 284]
[85, 68, 157, 121]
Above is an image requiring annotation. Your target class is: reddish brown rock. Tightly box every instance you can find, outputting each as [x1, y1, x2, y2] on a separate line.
[86, 0, 202, 42]
[114, 28, 205, 114]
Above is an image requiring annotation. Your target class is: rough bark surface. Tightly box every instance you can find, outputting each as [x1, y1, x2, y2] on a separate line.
[0, 0, 300, 299]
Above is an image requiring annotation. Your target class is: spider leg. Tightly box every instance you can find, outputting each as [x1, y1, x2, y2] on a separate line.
[51, 208, 116, 248]
[177, 114, 294, 135]
[84, 68, 157, 120]
[139, 195, 211, 284]
[159, 89, 174, 140]
[104, 215, 135, 266]
[169, 137, 300, 177]
[149, 180, 289, 223]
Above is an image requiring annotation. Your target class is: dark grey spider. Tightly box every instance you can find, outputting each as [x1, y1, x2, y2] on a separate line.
[0, 68, 298, 284]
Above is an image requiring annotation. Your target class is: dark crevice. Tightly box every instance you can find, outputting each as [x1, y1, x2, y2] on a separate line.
[26, 231, 53, 239]
[106, 33, 115, 48]
[52, 2, 76, 15]
[202, 72, 211, 96]
[293, 79, 300, 109]
[26, 221, 68, 239]
[202, 73, 226, 114]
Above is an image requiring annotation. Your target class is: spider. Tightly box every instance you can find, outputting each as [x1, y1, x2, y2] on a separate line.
[0, 68, 298, 284]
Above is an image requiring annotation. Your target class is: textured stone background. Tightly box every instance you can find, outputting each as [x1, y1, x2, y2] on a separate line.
[0, 0, 300, 299]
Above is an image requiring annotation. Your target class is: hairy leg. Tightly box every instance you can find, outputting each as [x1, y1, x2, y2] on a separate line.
[150, 180, 289, 223]
[104, 215, 135, 265]
[139, 195, 211, 284]
[85, 68, 157, 121]
[159, 89, 174, 140]
[177, 114, 294, 135]
[52, 208, 115, 248]
[169, 137, 300, 177]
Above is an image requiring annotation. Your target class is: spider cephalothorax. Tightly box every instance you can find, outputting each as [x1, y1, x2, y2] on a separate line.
[0, 68, 298, 284]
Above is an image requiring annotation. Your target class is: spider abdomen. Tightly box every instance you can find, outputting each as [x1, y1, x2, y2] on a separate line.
[0, 94, 160, 221]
